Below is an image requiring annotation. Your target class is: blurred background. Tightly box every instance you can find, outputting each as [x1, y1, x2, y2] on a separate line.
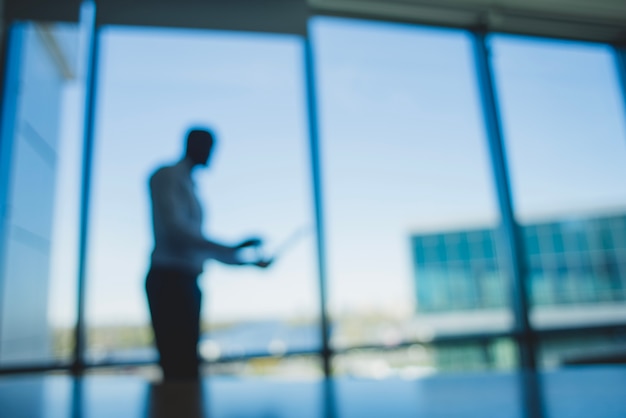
[1, 0, 625, 383]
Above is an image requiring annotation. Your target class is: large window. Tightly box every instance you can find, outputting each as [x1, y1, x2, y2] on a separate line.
[0, 19, 87, 365]
[490, 35, 626, 331]
[85, 27, 319, 367]
[1, 8, 626, 380]
[312, 17, 513, 369]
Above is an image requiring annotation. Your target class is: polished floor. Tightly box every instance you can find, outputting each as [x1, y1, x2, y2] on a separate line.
[1, 366, 625, 418]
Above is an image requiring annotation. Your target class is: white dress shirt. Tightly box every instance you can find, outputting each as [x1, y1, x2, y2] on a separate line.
[149, 159, 208, 275]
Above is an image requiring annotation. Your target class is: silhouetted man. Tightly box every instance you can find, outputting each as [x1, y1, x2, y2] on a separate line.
[146, 128, 267, 381]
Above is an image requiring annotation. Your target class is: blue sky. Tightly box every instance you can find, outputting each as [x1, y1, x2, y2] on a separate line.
[48, 16, 626, 329]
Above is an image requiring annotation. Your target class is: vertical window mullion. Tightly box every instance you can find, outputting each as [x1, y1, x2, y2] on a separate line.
[303, 33, 332, 378]
[73, 0, 99, 375]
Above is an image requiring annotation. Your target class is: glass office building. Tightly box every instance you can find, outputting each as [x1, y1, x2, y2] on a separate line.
[412, 211, 626, 369]
[413, 212, 626, 312]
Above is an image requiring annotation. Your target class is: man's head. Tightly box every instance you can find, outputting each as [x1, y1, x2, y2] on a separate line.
[184, 128, 215, 167]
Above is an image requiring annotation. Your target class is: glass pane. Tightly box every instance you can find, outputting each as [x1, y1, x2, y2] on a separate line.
[86, 27, 317, 363]
[0, 15, 88, 365]
[490, 35, 626, 329]
[206, 355, 322, 378]
[539, 329, 626, 369]
[312, 17, 511, 355]
[333, 339, 517, 377]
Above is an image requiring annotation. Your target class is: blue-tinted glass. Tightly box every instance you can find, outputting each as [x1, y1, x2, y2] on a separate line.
[85, 27, 318, 365]
[534, 225, 551, 255]
[444, 234, 460, 261]
[576, 230, 589, 253]
[422, 236, 440, 264]
[416, 268, 435, 311]
[0, 20, 85, 365]
[483, 231, 495, 259]
[599, 223, 615, 250]
[468, 231, 485, 259]
[560, 220, 588, 254]
[530, 266, 550, 305]
[435, 235, 448, 263]
[314, 17, 511, 354]
[492, 33, 626, 327]
[552, 228, 565, 253]
[610, 217, 626, 249]
[413, 237, 425, 265]
[458, 233, 471, 261]
[587, 221, 603, 252]
[524, 227, 541, 256]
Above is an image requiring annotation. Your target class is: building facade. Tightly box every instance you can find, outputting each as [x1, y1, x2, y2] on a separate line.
[0, 23, 75, 365]
[412, 212, 626, 313]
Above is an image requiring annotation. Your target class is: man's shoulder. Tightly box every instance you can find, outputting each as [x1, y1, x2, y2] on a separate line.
[149, 164, 179, 187]
[151, 164, 174, 178]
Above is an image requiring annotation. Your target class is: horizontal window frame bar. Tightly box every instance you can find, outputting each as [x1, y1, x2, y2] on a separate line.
[2, 322, 625, 375]
[309, 3, 626, 46]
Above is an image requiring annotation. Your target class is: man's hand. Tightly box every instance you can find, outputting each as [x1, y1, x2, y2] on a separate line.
[232, 237, 273, 268]
[253, 258, 273, 268]
[235, 237, 262, 249]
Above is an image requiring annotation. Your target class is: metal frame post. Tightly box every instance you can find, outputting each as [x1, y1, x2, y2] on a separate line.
[0, 21, 23, 362]
[303, 33, 332, 377]
[614, 46, 626, 297]
[472, 30, 544, 418]
[614, 46, 626, 133]
[471, 31, 536, 369]
[72, 0, 99, 375]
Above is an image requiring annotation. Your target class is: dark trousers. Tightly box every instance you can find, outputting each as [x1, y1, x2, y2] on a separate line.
[145, 266, 202, 380]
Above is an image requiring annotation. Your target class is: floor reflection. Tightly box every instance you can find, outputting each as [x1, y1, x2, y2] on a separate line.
[72, 377, 83, 418]
[2, 366, 626, 418]
[518, 370, 545, 418]
[322, 378, 337, 418]
[144, 381, 206, 418]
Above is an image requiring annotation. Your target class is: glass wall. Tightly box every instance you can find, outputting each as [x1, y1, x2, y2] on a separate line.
[333, 338, 517, 378]
[0, 18, 87, 365]
[0, 10, 625, 378]
[312, 17, 512, 372]
[539, 329, 626, 369]
[205, 356, 322, 378]
[490, 35, 626, 334]
[85, 27, 319, 367]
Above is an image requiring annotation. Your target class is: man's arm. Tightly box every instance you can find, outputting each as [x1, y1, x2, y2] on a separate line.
[150, 171, 242, 265]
